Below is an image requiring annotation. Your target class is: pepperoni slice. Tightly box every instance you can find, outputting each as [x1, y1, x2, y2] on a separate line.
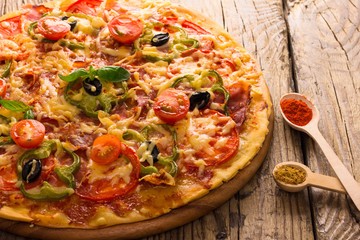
[65, 0, 103, 16]
[0, 162, 18, 191]
[0, 16, 22, 39]
[227, 81, 251, 130]
[21, 5, 53, 21]
[181, 20, 210, 35]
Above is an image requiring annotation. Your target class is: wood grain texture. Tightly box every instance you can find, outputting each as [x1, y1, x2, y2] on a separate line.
[0, 0, 359, 239]
[285, 0, 360, 239]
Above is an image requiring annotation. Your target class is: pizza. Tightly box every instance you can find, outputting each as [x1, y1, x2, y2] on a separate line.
[0, 0, 272, 229]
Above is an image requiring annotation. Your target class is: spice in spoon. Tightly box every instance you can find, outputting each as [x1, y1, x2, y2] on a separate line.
[280, 99, 312, 126]
[274, 165, 306, 185]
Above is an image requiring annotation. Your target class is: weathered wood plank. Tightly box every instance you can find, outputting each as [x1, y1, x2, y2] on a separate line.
[0, 0, 325, 239]
[285, 0, 360, 239]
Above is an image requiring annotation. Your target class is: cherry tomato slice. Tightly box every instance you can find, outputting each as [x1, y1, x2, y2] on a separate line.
[10, 119, 46, 149]
[0, 79, 7, 98]
[65, 0, 103, 16]
[181, 110, 239, 167]
[37, 16, 70, 41]
[153, 88, 190, 125]
[76, 142, 140, 201]
[90, 134, 122, 165]
[108, 15, 143, 44]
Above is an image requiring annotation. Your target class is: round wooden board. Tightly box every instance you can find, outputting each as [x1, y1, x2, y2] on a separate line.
[0, 110, 274, 240]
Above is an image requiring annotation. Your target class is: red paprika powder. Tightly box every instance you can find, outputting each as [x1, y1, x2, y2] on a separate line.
[280, 99, 312, 126]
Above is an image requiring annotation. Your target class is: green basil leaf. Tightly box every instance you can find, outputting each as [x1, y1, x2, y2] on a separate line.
[0, 99, 32, 112]
[96, 66, 130, 82]
[58, 69, 89, 82]
[88, 65, 96, 80]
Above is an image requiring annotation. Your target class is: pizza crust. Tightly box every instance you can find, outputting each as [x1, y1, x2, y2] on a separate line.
[0, 206, 33, 222]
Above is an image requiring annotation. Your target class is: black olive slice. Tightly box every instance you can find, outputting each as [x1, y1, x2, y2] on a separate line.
[69, 20, 77, 31]
[61, 16, 77, 31]
[145, 140, 160, 163]
[22, 159, 42, 183]
[83, 78, 102, 96]
[189, 91, 211, 111]
[151, 33, 170, 47]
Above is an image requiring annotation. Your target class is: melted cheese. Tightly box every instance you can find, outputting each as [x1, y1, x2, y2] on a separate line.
[86, 157, 133, 185]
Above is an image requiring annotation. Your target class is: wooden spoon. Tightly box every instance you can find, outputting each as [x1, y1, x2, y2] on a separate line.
[273, 161, 346, 193]
[280, 93, 360, 210]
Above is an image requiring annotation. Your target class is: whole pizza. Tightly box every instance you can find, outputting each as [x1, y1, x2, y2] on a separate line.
[0, 0, 272, 229]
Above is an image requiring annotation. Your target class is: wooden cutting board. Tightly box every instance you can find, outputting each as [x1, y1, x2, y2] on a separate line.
[0, 111, 273, 240]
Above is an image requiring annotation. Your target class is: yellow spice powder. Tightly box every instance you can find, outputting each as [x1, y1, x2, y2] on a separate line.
[274, 165, 306, 185]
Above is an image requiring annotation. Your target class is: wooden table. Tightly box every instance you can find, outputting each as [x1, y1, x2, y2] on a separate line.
[1, 0, 360, 239]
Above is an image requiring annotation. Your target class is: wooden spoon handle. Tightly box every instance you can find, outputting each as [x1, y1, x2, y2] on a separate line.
[307, 172, 346, 194]
[307, 127, 360, 210]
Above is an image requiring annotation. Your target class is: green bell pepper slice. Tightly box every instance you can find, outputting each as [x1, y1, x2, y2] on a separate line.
[122, 129, 146, 143]
[170, 74, 195, 88]
[27, 21, 38, 40]
[19, 182, 75, 201]
[140, 165, 159, 176]
[134, 21, 199, 63]
[0, 136, 14, 146]
[207, 70, 230, 116]
[17, 140, 81, 201]
[123, 124, 179, 177]
[1, 60, 12, 78]
[59, 40, 85, 50]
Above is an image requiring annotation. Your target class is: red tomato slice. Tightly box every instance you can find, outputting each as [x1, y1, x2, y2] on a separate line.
[108, 15, 143, 44]
[0, 16, 22, 39]
[10, 119, 46, 149]
[66, 0, 103, 16]
[37, 16, 70, 41]
[153, 88, 190, 125]
[76, 142, 140, 201]
[181, 110, 239, 167]
[90, 134, 122, 165]
[0, 162, 17, 191]
[0, 79, 7, 98]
